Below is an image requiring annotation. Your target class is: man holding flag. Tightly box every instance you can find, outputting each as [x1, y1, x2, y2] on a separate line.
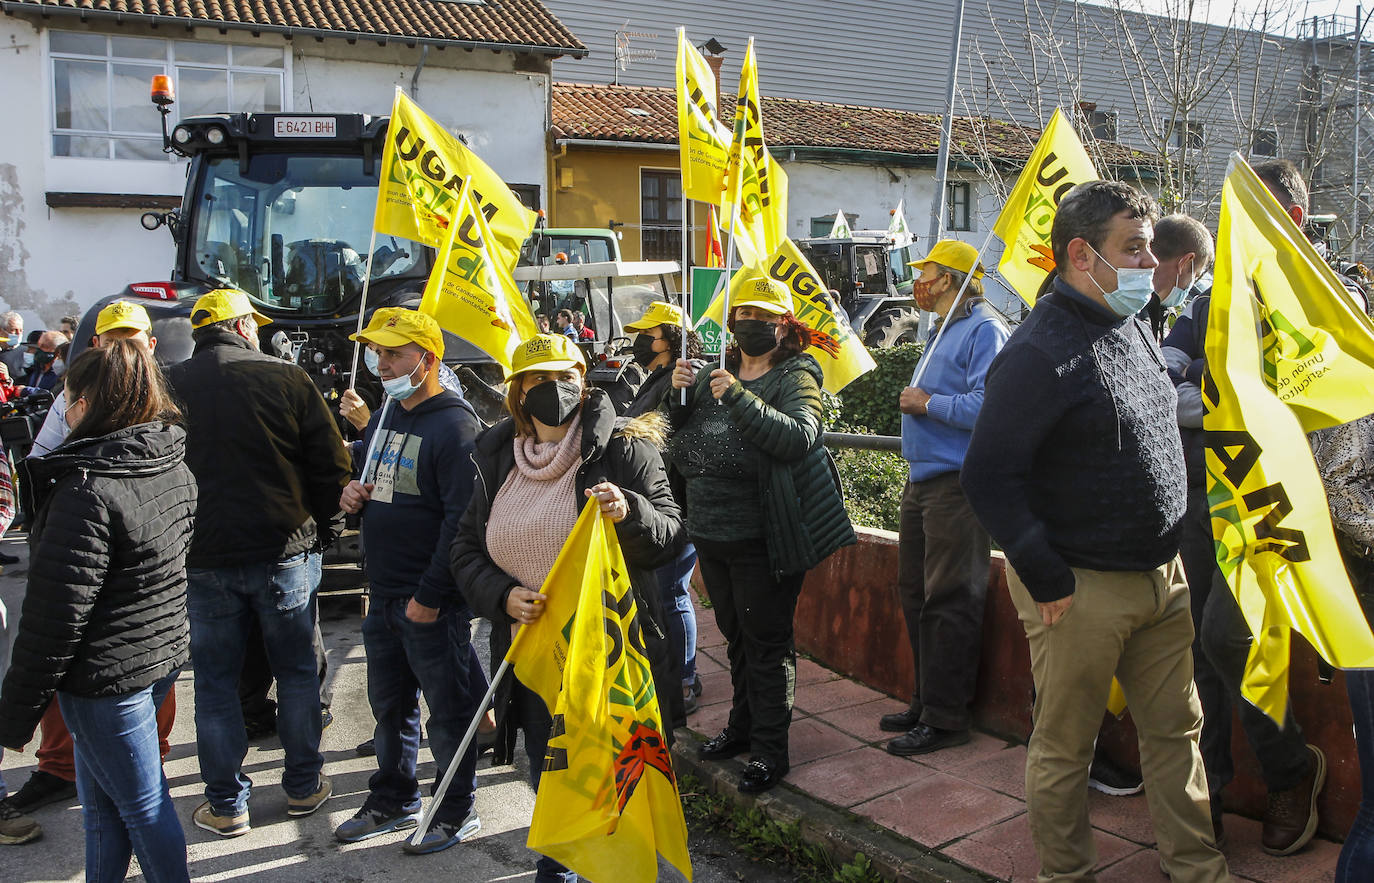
[336, 308, 486, 854]
[963, 181, 1229, 881]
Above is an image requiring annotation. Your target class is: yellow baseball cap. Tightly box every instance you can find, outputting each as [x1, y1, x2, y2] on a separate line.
[907, 239, 986, 279]
[505, 333, 586, 381]
[625, 301, 685, 332]
[190, 289, 272, 329]
[349, 307, 445, 358]
[730, 273, 792, 315]
[95, 301, 152, 336]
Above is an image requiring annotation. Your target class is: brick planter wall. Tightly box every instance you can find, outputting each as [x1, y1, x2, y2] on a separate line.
[792, 526, 1361, 840]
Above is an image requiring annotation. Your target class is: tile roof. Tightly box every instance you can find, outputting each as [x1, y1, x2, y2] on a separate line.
[1, 0, 586, 55]
[551, 82, 1147, 167]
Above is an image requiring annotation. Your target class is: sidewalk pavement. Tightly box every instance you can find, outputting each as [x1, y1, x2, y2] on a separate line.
[679, 606, 1344, 883]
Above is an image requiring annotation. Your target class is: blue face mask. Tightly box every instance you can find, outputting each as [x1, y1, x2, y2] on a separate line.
[1160, 260, 1195, 309]
[364, 347, 380, 377]
[22, 351, 34, 370]
[381, 356, 426, 400]
[3, 334, 18, 349]
[1087, 244, 1156, 318]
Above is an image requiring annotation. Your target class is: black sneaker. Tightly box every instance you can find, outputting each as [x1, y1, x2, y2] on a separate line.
[1088, 754, 1144, 796]
[8, 771, 77, 813]
[400, 808, 481, 855]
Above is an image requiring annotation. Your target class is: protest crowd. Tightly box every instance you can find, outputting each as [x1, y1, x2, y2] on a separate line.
[0, 31, 1373, 883]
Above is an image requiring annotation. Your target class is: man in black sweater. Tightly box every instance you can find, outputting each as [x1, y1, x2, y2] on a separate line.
[962, 182, 1229, 882]
[169, 290, 350, 838]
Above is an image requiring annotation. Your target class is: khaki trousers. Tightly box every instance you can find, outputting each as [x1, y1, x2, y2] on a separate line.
[1008, 559, 1230, 883]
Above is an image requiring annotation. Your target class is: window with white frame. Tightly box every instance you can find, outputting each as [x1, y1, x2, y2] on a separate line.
[1163, 117, 1205, 151]
[1251, 128, 1279, 158]
[50, 32, 285, 161]
[947, 181, 972, 232]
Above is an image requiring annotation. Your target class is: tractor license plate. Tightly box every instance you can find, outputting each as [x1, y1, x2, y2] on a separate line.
[274, 117, 337, 138]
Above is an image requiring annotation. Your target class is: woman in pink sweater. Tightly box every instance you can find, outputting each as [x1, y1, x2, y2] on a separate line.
[450, 333, 682, 882]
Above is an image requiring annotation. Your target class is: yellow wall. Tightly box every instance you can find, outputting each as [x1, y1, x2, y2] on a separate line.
[548, 145, 711, 266]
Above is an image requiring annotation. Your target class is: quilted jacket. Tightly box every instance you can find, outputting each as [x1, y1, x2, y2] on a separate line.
[0, 421, 196, 749]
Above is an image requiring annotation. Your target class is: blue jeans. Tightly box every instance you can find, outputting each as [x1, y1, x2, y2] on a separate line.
[188, 551, 324, 814]
[59, 670, 188, 883]
[657, 543, 699, 686]
[362, 597, 484, 824]
[514, 681, 577, 883]
[1338, 550, 1374, 881]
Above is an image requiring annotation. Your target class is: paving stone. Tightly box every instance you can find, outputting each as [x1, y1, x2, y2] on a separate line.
[687, 700, 732, 739]
[854, 771, 1023, 848]
[1086, 789, 1156, 846]
[813, 697, 909, 746]
[796, 656, 841, 686]
[696, 668, 734, 708]
[946, 742, 1028, 800]
[788, 717, 865, 766]
[794, 677, 887, 715]
[787, 746, 933, 808]
[942, 811, 1141, 882]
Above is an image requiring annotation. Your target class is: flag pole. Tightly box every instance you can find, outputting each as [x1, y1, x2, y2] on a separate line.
[347, 227, 381, 391]
[911, 226, 996, 389]
[409, 657, 512, 846]
[358, 397, 394, 483]
[717, 199, 741, 370]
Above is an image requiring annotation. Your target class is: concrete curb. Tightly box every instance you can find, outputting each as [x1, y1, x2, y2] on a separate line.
[672, 731, 996, 883]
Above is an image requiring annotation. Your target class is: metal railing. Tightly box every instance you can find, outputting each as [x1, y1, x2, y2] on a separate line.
[823, 431, 901, 453]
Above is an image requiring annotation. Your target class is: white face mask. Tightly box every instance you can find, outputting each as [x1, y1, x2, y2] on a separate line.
[381, 356, 427, 401]
[1161, 259, 1195, 309]
[1086, 243, 1156, 318]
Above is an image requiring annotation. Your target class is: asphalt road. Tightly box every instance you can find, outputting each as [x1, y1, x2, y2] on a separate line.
[0, 538, 798, 883]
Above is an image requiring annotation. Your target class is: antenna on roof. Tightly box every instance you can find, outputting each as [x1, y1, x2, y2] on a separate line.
[614, 22, 658, 84]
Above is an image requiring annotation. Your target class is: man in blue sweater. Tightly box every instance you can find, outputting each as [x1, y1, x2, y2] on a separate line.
[880, 240, 1008, 756]
[962, 181, 1229, 882]
[336, 308, 485, 855]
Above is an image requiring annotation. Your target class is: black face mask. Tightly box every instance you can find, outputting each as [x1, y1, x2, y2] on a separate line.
[733, 318, 778, 357]
[33, 349, 57, 368]
[631, 334, 660, 366]
[523, 379, 582, 426]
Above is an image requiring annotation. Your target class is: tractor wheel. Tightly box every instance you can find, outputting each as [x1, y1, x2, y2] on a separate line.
[863, 307, 922, 348]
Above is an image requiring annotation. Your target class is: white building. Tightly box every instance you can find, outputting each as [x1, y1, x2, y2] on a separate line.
[0, 0, 585, 326]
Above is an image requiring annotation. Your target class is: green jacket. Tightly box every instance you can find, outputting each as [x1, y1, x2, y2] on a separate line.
[669, 353, 855, 574]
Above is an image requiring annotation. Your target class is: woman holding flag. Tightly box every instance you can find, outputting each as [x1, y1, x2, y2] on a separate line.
[668, 276, 854, 794]
[623, 301, 708, 717]
[450, 333, 682, 882]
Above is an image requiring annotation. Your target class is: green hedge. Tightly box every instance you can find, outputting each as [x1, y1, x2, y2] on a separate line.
[825, 344, 923, 532]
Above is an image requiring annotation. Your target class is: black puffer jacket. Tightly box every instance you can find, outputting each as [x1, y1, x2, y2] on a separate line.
[166, 329, 350, 568]
[450, 389, 684, 762]
[0, 422, 196, 749]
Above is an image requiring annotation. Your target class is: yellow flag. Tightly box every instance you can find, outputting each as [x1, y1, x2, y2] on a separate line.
[992, 109, 1098, 305]
[723, 39, 789, 267]
[375, 89, 537, 265]
[508, 499, 693, 883]
[418, 181, 538, 371]
[676, 29, 731, 204]
[1205, 154, 1374, 723]
[1216, 154, 1374, 432]
[701, 238, 875, 393]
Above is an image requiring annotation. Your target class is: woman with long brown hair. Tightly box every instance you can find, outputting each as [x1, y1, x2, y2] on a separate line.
[0, 340, 196, 882]
[668, 276, 854, 794]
